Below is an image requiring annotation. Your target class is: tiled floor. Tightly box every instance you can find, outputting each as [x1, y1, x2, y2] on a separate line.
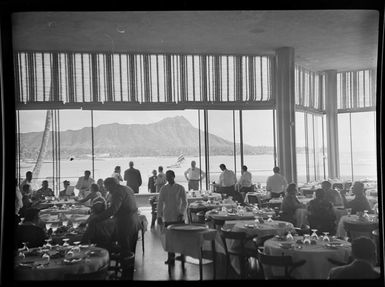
[133, 207, 243, 281]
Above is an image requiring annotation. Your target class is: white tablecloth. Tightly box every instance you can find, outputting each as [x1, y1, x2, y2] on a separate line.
[15, 246, 109, 280]
[336, 214, 379, 238]
[263, 236, 351, 279]
[186, 192, 222, 204]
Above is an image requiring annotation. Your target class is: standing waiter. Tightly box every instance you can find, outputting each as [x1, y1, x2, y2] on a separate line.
[83, 177, 141, 277]
[124, 161, 142, 193]
[184, 160, 205, 191]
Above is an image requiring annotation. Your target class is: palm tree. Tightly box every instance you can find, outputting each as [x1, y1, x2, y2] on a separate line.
[32, 109, 52, 187]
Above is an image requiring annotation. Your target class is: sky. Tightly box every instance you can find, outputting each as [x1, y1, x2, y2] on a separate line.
[18, 109, 377, 152]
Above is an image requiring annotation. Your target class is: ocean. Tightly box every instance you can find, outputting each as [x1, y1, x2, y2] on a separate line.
[18, 151, 378, 194]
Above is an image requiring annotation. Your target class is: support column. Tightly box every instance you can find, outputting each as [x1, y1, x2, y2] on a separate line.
[275, 47, 297, 183]
[324, 70, 339, 178]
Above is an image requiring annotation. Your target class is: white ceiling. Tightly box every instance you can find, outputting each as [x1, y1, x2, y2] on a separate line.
[12, 10, 379, 72]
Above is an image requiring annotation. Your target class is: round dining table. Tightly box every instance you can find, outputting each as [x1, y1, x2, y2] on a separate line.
[14, 245, 109, 280]
[335, 214, 379, 238]
[263, 236, 351, 279]
[39, 205, 90, 216]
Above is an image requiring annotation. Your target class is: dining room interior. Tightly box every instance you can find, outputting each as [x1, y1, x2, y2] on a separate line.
[0, 7, 384, 283]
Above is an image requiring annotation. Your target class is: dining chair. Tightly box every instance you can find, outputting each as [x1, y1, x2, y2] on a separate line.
[212, 218, 226, 230]
[343, 221, 378, 241]
[137, 220, 145, 254]
[327, 257, 350, 266]
[219, 227, 258, 279]
[255, 248, 306, 279]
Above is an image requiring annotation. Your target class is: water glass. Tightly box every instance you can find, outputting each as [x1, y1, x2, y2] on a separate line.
[310, 229, 319, 240]
[62, 238, 70, 247]
[322, 232, 330, 242]
[42, 252, 50, 264]
[62, 221, 68, 227]
[72, 222, 79, 229]
[267, 214, 273, 223]
[347, 208, 352, 217]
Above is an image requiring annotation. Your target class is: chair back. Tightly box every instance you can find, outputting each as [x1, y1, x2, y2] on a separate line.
[256, 249, 306, 279]
[248, 194, 260, 205]
[327, 257, 348, 266]
[219, 228, 247, 255]
[344, 221, 378, 240]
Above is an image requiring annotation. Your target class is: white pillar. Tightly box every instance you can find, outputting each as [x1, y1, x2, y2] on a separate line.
[324, 70, 339, 179]
[275, 47, 297, 183]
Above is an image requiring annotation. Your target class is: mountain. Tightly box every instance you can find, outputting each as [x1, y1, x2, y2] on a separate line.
[18, 116, 274, 159]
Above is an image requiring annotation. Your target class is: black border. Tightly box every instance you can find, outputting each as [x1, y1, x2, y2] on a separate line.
[1, 1, 384, 287]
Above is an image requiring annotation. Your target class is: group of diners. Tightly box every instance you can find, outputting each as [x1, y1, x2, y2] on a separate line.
[15, 170, 144, 272]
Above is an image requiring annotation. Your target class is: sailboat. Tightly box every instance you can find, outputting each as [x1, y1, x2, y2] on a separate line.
[167, 154, 185, 168]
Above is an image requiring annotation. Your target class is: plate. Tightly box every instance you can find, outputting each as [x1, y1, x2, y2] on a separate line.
[63, 257, 82, 264]
[169, 224, 208, 231]
[244, 224, 255, 228]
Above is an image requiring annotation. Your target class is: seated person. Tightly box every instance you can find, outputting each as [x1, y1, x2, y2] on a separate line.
[32, 180, 54, 201]
[340, 181, 372, 214]
[280, 183, 306, 224]
[15, 208, 46, 249]
[307, 189, 336, 234]
[76, 183, 100, 207]
[321, 181, 343, 206]
[328, 237, 380, 279]
[96, 178, 108, 199]
[81, 198, 116, 251]
[59, 180, 75, 199]
[237, 165, 253, 200]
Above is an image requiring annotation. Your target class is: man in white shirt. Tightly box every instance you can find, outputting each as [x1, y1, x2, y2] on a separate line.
[216, 164, 243, 201]
[237, 165, 253, 199]
[266, 166, 288, 198]
[155, 166, 167, 193]
[184, 160, 205, 191]
[20, 171, 34, 197]
[76, 170, 95, 199]
[157, 170, 187, 265]
[111, 166, 123, 182]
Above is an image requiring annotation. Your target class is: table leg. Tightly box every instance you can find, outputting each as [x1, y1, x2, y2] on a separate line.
[211, 240, 216, 280]
[199, 248, 203, 280]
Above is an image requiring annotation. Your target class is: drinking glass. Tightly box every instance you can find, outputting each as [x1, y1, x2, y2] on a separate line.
[19, 218, 25, 225]
[21, 242, 29, 252]
[286, 231, 294, 241]
[45, 223, 52, 230]
[322, 232, 330, 242]
[17, 250, 26, 260]
[62, 238, 70, 247]
[253, 208, 260, 222]
[72, 222, 79, 229]
[310, 229, 319, 240]
[267, 214, 273, 223]
[346, 208, 352, 217]
[42, 251, 50, 264]
[62, 220, 68, 227]
[363, 210, 369, 220]
[303, 234, 311, 245]
[51, 225, 58, 234]
[44, 238, 52, 249]
[72, 241, 81, 253]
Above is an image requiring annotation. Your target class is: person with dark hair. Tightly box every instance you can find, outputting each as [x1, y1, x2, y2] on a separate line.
[328, 237, 379, 279]
[76, 170, 95, 199]
[15, 208, 46, 249]
[81, 197, 116, 251]
[112, 166, 123, 182]
[281, 183, 306, 225]
[340, 181, 372, 214]
[32, 180, 54, 201]
[83, 177, 140, 260]
[266, 166, 288, 198]
[76, 183, 100, 207]
[20, 171, 33, 196]
[148, 169, 157, 193]
[59, 180, 75, 199]
[307, 188, 336, 234]
[157, 170, 187, 265]
[124, 161, 142, 193]
[321, 181, 343, 206]
[237, 165, 253, 199]
[217, 164, 237, 198]
[155, 166, 167, 193]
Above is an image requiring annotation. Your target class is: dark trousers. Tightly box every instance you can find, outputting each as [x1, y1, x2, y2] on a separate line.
[165, 220, 185, 260]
